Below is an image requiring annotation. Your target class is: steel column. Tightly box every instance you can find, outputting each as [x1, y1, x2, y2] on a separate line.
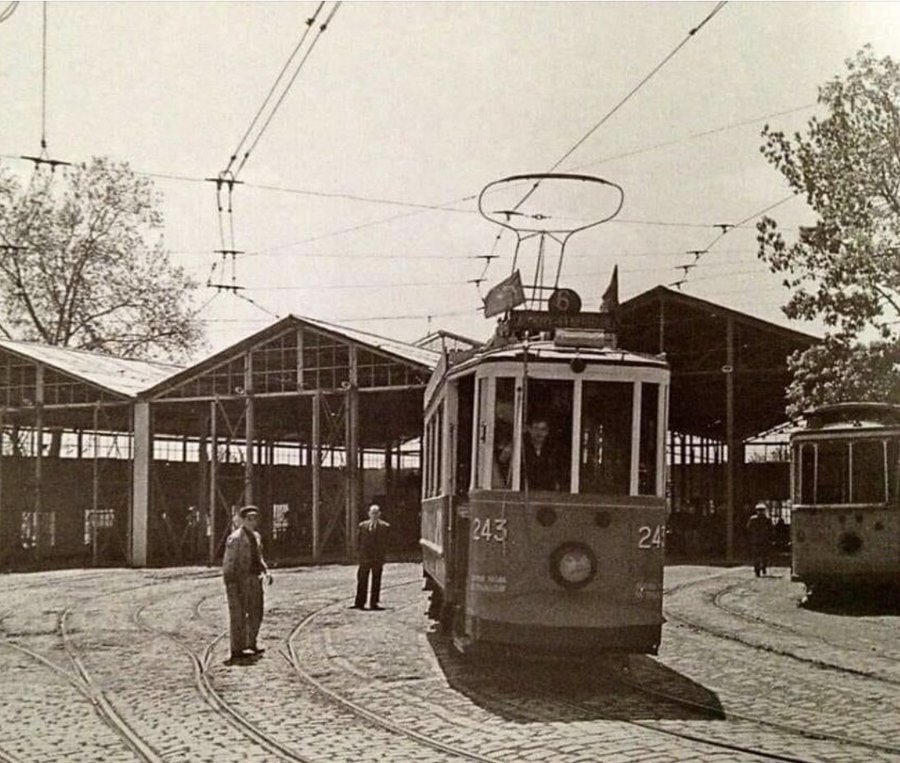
[244, 353, 255, 506]
[208, 400, 218, 565]
[725, 316, 736, 562]
[34, 365, 44, 558]
[130, 401, 152, 566]
[312, 390, 322, 561]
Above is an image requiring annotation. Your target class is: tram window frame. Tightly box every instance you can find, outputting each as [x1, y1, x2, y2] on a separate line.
[578, 380, 633, 497]
[491, 377, 516, 489]
[796, 438, 891, 506]
[851, 438, 887, 504]
[522, 378, 573, 493]
[638, 383, 659, 496]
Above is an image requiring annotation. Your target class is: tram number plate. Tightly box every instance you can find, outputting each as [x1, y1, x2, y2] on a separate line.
[638, 525, 665, 549]
[472, 517, 508, 543]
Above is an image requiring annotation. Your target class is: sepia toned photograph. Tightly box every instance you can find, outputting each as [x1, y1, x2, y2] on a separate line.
[1, 2, 899, 761]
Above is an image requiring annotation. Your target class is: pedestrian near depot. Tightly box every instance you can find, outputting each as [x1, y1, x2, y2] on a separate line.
[352, 503, 389, 610]
[746, 502, 772, 578]
[222, 505, 272, 665]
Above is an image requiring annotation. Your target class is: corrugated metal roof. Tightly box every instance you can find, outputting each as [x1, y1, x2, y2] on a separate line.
[0, 340, 183, 398]
[294, 315, 441, 370]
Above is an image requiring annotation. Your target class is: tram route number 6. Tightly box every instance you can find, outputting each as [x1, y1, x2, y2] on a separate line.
[638, 525, 664, 549]
[472, 517, 508, 543]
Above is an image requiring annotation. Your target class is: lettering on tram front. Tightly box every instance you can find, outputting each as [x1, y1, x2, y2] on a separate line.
[472, 517, 508, 543]
[638, 525, 665, 549]
[471, 573, 508, 593]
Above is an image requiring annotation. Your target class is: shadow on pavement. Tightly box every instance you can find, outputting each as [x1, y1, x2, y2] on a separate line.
[801, 585, 900, 616]
[425, 630, 725, 723]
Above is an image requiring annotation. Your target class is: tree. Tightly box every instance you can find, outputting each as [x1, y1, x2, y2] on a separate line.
[0, 157, 204, 362]
[757, 46, 900, 416]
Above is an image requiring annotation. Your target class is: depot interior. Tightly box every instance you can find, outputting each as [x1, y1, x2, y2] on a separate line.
[0, 286, 816, 570]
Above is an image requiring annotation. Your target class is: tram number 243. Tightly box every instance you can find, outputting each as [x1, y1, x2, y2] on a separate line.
[472, 518, 509, 543]
[472, 518, 664, 549]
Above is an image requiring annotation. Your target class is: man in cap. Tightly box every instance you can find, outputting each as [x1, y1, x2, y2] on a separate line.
[746, 502, 772, 577]
[222, 505, 272, 664]
[351, 503, 390, 610]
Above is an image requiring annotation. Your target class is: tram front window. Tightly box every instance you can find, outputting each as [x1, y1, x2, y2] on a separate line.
[492, 378, 515, 489]
[580, 381, 632, 495]
[522, 379, 572, 492]
[852, 440, 886, 504]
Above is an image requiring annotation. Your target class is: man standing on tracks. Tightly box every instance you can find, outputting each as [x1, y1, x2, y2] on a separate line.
[746, 502, 772, 577]
[222, 505, 272, 665]
[351, 503, 390, 610]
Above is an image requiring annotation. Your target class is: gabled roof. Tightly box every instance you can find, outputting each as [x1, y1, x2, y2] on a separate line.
[299, 315, 440, 369]
[621, 285, 820, 345]
[0, 339, 182, 398]
[142, 314, 440, 399]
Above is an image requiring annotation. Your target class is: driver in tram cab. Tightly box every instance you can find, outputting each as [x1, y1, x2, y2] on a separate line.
[523, 415, 562, 491]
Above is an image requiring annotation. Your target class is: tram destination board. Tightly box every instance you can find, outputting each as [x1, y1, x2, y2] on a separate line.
[506, 310, 616, 332]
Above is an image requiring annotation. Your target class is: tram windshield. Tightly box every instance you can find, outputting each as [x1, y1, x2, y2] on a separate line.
[522, 379, 572, 492]
[796, 438, 893, 505]
[579, 381, 632, 494]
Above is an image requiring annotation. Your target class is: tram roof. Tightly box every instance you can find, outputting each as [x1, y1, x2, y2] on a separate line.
[618, 286, 820, 441]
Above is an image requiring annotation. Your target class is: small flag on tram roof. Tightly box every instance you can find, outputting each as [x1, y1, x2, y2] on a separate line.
[483, 270, 526, 317]
[600, 265, 619, 315]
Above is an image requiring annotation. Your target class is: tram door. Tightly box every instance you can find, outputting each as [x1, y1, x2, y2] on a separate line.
[451, 375, 475, 611]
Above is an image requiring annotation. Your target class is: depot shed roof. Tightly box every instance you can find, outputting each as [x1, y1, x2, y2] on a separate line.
[618, 286, 820, 441]
[0, 339, 182, 400]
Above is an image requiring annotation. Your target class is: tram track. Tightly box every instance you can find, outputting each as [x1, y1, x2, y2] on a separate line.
[710, 578, 900, 665]
[284, 578, 505, 763]
[297, 569, 900, 763]
[664, 572, 900, 688]
[0, 575, 208, 763]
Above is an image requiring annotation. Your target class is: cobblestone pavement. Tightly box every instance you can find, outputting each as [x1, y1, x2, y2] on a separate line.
[1, 563, 898, 762]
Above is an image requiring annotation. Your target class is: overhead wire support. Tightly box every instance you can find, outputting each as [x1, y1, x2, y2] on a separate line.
[21, 1, 69, 172]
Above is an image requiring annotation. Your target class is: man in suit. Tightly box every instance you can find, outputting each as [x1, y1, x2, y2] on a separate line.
[222, 505, 272, 665]
[352, 503, 389, 610]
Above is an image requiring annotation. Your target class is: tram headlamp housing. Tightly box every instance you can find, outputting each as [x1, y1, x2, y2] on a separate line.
[550, 543, 597, 589]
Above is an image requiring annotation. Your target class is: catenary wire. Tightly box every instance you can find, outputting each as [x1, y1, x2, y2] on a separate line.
[235, 2, 341, 178]
[225, 1, 326, 175]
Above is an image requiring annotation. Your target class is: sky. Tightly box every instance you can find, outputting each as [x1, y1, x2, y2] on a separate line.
[3, 1, 900, 358]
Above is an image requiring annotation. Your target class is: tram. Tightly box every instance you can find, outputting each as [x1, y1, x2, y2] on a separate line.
[419, 174, 670, 656]
[790, 402, 900, 595]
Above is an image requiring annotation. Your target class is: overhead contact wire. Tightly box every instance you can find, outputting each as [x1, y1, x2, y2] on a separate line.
[235, 1, 341, 177]
[226, 1, 325, 175]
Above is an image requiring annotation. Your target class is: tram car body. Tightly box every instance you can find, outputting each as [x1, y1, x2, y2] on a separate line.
[420, 329, 670, 656]
[790, 403, 900, 593]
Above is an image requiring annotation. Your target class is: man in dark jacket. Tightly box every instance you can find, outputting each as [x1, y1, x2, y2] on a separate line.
[523, 417, 562, 491]
[222, 506, 272, 664]
[352, 503, 389, 610]
[746, 503, 772, 577]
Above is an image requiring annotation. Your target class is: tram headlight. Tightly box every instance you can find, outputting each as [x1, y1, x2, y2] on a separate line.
[550, 543, 597, 589]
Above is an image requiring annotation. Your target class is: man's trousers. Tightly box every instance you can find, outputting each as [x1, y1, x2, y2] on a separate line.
[226, 575, 263, 654]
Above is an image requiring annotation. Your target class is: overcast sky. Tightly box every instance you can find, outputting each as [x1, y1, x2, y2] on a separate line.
[3, 1, 900, 357]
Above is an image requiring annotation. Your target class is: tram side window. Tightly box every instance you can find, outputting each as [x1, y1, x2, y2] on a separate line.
[523, 379, 572, 492]
[455, 376, 474, 496]
[817, 441, 849, 504]
[492, 377, 515, 489]
[638, 384, 659, 495]
[580, 381, 632, 495]
[798, 444, 815, 505]
[852, 440, 886, 504]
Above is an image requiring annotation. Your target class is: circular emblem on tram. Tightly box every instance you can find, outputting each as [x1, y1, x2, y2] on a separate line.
[548, 288, 582, 314]
[550, 542, 597, 589]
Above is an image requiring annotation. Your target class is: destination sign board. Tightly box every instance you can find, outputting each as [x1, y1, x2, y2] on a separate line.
[505, 310, 615, 332]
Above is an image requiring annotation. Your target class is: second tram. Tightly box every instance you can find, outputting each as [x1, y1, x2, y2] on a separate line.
[790, 402, 900, 595]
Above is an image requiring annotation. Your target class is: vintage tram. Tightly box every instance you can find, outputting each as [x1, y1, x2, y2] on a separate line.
[790, 402, 900, 595]
[419, 173, 670, 656]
